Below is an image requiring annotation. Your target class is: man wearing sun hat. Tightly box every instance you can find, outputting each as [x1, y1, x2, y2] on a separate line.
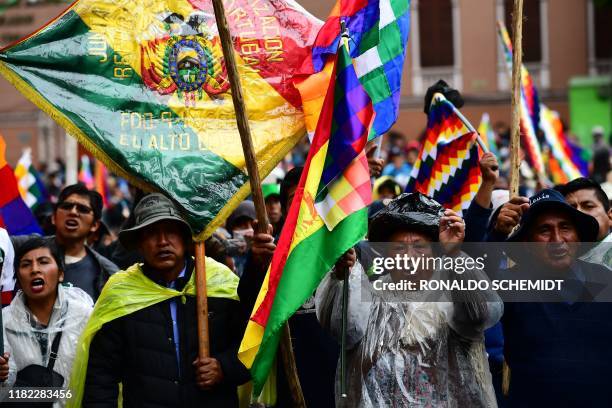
[77, 193, 249, 408]
[500, 189, 612, 406]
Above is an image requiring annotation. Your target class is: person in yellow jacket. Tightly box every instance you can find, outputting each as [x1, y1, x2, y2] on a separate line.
[69, 193, 250, 408]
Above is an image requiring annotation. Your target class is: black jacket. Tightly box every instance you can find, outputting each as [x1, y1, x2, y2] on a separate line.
[83, 259, 250, 407]
[502, 260, 612, 406]
[239, 253, 337, 408]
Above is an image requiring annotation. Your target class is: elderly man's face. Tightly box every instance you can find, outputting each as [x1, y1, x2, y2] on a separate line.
[526, 210, 579, 270]
[565, 188, 611, 241]
[138, 220, 186, 276]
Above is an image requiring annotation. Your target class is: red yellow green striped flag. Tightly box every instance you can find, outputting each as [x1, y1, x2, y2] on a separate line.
[0, 0, 321, 238]
[238, 38, 373, 395]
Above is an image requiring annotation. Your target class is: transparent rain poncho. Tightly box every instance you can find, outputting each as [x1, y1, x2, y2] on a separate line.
[316, 260, 503, 408]
[0, 285, 94, 407]
[580, 233, 612, 267]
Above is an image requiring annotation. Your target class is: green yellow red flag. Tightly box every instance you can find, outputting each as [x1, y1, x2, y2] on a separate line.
[0, 0, 322, 238]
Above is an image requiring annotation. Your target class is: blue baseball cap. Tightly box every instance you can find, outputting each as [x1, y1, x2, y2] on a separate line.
[506, 189, 599, 243]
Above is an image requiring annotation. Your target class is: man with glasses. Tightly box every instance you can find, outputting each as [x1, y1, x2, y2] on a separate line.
[12, 184, 118, 300]
[55, 184, 119, 300]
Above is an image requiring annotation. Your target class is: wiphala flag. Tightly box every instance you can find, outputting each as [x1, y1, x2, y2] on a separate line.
[405, 94, 482, 212]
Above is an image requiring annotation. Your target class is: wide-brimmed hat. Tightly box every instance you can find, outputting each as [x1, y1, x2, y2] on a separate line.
[119, 193, 192, 249]
[369, 192, 444, 242]
[506, 189, 599, 243]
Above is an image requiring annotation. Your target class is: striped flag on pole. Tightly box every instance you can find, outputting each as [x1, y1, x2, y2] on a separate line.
[478, 113, 499, 159]
[497, 21, 545, 177]
[405, 93, 482, 212]
[540, 104, 585, 183]
[78, 155, 94, 190]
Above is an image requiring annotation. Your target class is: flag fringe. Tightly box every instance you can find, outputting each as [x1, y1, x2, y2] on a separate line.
[194, 127, 303, 241]
[0, 60, 154, 195]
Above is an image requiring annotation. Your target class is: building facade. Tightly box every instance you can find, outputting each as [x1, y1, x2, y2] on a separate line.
[0, 0, 610, 167]
[306, 0, 611, 143]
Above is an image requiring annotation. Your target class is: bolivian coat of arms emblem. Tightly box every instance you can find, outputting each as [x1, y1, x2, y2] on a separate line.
[140, 10, 230, 106]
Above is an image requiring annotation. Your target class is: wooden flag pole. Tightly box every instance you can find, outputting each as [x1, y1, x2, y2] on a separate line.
[509, 0, 524, 198]
[279, 324, 307, 407]
[433, 93, 491, 155]
[340, 269, 350, 398]
[211, 0, 267, 232]
[195, 241, 210, 358]
[210, 1, 305, 405]
[503, 0, 524, 397]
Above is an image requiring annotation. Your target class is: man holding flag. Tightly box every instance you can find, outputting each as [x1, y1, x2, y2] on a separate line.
[238, 0, 411, 405]
[73, 194, 249, 407]
[238, 34, 375, 407]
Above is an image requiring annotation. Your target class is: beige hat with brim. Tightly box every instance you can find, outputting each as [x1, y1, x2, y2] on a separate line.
[119, 193, 193, 250]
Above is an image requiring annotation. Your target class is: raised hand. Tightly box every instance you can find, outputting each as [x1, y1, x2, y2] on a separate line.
[439, 209, 465, 255]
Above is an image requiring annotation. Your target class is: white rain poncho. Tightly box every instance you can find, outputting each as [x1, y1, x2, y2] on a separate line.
[0, 285, 93, 406]
[316, 259, 503, 408]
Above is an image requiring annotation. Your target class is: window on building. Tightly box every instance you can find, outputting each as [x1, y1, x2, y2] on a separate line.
[504, 0, 541, 63]
[419, 0, 454, 67]
[594, 3, 612, 60]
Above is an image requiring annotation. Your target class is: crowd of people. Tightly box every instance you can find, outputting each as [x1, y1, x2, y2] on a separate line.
[0, 123, 611, 407]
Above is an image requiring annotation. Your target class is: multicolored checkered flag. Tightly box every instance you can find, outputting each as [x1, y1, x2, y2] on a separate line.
[14, 148, 48, 211]
[314, 39, 374, 230]
[239, 33, 375, 396]
[311, 0, 410, 139]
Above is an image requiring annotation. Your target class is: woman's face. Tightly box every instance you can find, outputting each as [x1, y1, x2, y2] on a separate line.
[17, 247, 63, 301]
[388, 230, 434, 282]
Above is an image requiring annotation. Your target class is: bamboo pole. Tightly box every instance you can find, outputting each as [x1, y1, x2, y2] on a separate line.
[195, 241, 210, 358]
[509, 0, 524, 198]
[210, 1, 305, 405]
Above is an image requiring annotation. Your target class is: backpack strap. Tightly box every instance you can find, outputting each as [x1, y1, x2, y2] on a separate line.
[47, 330, 63, 372]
